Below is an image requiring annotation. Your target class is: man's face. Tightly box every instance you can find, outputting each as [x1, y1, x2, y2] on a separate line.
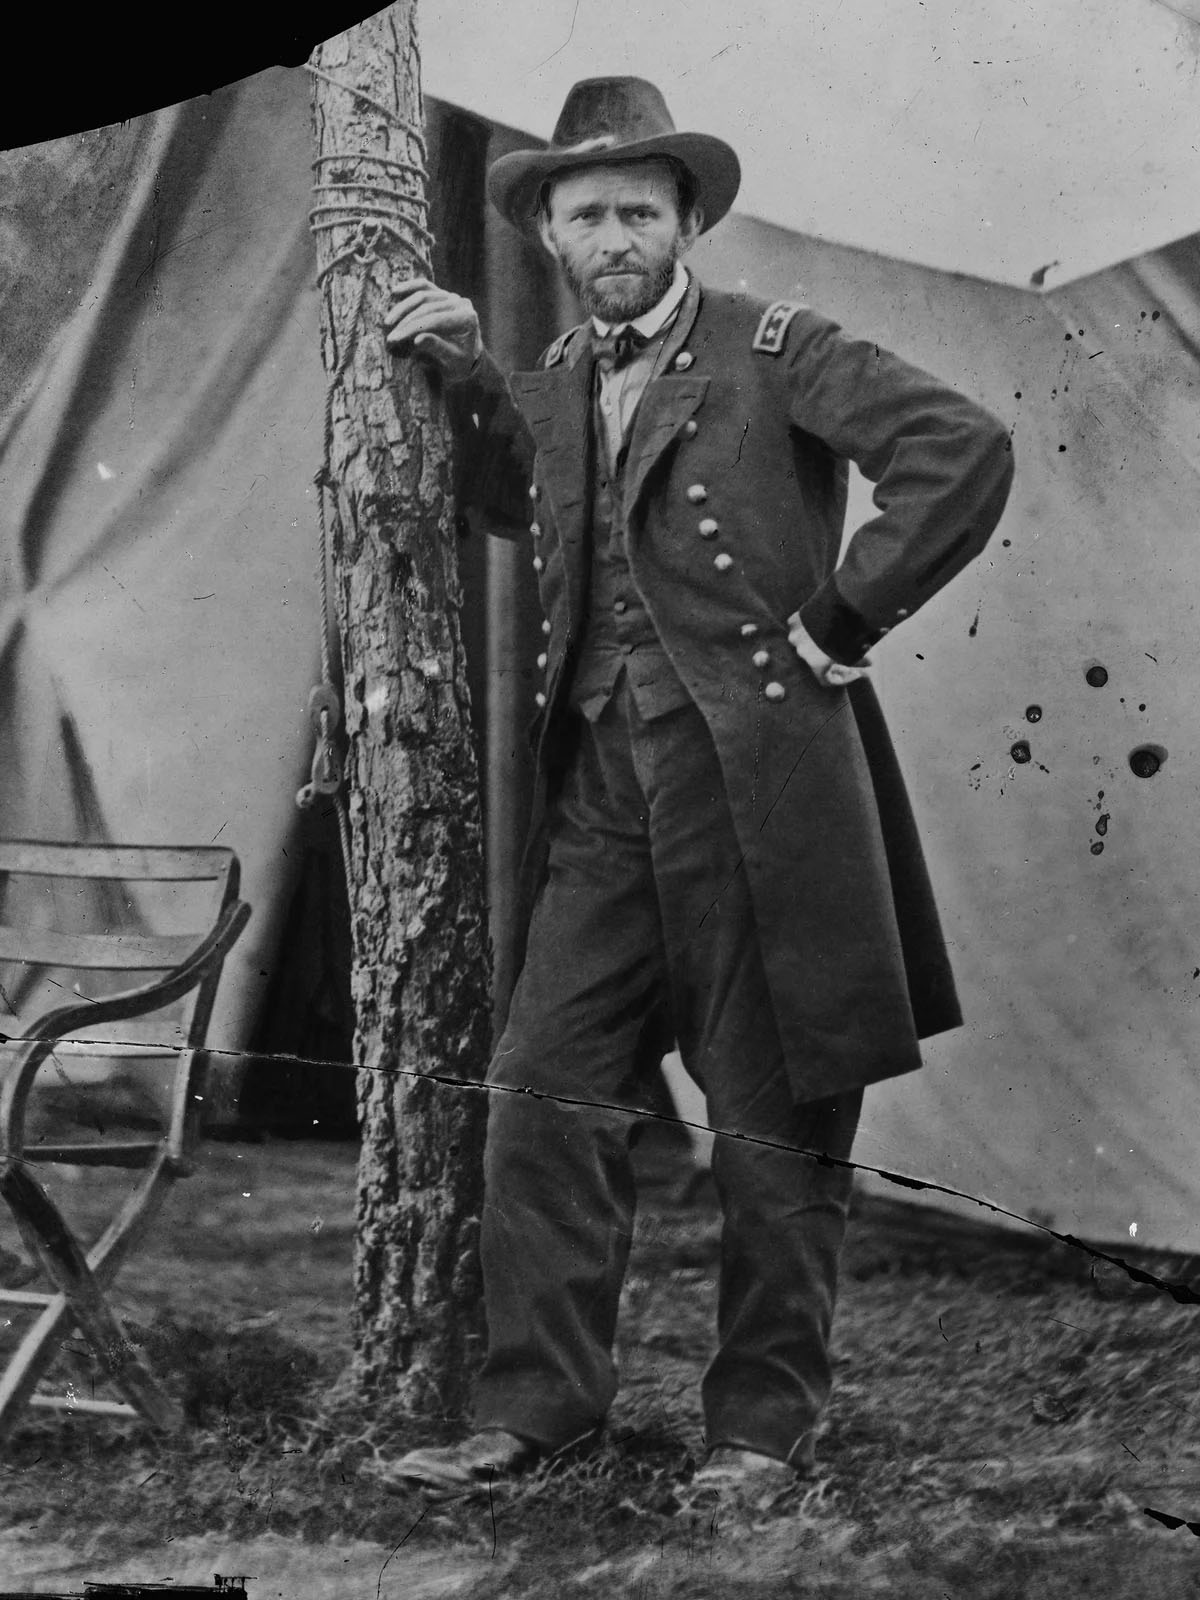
[539, 160, 701, 323]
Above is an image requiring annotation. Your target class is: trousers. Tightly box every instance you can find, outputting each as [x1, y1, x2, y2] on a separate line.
[475, 679, 862, 1467]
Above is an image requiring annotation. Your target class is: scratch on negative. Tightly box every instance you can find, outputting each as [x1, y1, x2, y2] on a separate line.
[698, 698, 848, 930]
[757, 698, 849, 834]
[530, 0, 581, 70]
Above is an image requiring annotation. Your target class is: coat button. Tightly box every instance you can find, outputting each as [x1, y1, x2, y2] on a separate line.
[535, 691, 547, 708]
[740, 622, 759, 637]
[530, 521, 542, 538]
[536, 652, 548, 669]
[764, 681, 787, 702]
[683, 420, 699, 438]
[674, 351, 695, 371]
[613, 598, 628, 614]
[541, 618, 552, 636]
[752, 649, 770, 669]
[896, 608, 909, 619]
[532, 555, 544, 573]
[713, 552, 734, 572]
[698, 517, 719, 539]
[686, 484, 708, 504]
[529, 484, 541, 501]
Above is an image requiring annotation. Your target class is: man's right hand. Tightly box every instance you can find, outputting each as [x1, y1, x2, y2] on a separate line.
[385, 276, 483, 382]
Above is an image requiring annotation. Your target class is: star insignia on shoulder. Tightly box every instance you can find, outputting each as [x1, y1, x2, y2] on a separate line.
[752, 301, 806, 356]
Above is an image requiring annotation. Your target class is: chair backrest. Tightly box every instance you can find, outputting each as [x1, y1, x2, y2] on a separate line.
[0, 841, 245, 1161]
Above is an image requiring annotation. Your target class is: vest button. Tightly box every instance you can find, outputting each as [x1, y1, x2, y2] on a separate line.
[896, 608, 909, 619]
[740, 622, 759, 637]
[535, 691, 547, 708]
[541, 619, 552, 636]
[713, 552, 734, 572]
[764, 681, 787, 702]
[698, 518, 719, 539]
[530, 521, 542, 538]
[536, 652, 548, 670]
[686, 484, 708, 504]
[683, 420, 699, 438]
[530, 484, 541, 501]
[674, 351, 695, 371]
[752, 649, 770, 669]
[532, 555, 544, 573]
[613, 598, 628, 613]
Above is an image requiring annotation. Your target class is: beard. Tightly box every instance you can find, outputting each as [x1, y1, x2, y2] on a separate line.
[554, 237, 680, 323]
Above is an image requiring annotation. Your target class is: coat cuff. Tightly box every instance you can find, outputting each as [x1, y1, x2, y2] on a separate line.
[797, 577, 884, 665]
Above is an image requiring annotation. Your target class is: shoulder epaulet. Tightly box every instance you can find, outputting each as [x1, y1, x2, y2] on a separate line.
[542, 324, 587, 369]
[752, 300, 806, 356]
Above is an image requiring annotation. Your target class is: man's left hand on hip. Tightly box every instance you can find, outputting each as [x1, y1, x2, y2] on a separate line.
[786, 613, 871, 687]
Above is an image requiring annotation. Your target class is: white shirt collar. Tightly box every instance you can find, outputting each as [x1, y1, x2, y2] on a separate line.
[591, 261, 690, 340]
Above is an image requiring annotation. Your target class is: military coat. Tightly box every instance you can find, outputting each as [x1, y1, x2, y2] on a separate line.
[456, 277, 1014, 1100]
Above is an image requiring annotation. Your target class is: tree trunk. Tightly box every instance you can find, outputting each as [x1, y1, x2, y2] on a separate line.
[308, 2, 490, 1418]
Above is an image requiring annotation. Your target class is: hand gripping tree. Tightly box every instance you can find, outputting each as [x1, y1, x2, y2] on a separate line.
[307, 3, 490, 1417]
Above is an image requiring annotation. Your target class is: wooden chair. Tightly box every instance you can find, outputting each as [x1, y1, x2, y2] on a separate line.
[0, 842, 250, 1442]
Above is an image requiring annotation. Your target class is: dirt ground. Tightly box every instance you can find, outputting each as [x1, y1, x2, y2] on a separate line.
[2, 1132, 1199, 1598]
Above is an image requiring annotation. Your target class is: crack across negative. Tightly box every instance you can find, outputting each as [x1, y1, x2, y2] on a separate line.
[7, 1033, 1198, 1305]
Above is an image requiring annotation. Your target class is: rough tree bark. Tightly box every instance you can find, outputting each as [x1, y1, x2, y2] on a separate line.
[308, 3, 491, 1417]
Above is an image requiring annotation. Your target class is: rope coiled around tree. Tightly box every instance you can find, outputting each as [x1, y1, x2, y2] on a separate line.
[299, 64, 436, 886]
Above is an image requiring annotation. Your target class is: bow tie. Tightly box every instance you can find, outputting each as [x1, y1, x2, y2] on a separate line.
[592, 324, 650, 370]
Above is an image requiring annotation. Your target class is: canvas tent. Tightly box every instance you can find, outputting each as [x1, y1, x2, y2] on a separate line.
[1, 7, 1198, 1247]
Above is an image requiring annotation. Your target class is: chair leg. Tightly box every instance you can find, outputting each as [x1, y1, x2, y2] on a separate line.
[0, 1161, 181, 1433]
[0, 1294, 88, 1443]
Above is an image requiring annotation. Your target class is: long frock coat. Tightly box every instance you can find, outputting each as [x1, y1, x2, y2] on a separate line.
[454, 276, 1014, 1101]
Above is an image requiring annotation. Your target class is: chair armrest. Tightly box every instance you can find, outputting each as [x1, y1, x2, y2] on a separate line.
[1, 900, 251, 1159]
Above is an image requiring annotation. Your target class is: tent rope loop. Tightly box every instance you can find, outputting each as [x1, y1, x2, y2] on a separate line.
[296, 686, 344, 811]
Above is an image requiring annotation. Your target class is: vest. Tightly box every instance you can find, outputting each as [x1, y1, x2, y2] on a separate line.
[568, 355, 692, 721]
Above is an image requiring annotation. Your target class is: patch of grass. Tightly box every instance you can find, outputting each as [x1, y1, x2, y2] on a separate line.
[2, 1142, 1198, 1596]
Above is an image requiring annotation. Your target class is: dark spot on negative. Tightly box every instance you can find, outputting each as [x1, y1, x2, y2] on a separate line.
[1025, 705, 1042, 723]
[1085, 665, 1109, 688]
[1095, 813, 1110, 837]
[1091, 841, 1105, 856]
[1010, 741, 1032, 764]
[1129, 745, 1166, 778]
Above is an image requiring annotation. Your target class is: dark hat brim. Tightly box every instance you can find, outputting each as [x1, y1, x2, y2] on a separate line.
[487, 131, 741, 234]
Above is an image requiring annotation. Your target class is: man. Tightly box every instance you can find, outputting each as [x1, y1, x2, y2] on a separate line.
[382, 77, 1013, 1500]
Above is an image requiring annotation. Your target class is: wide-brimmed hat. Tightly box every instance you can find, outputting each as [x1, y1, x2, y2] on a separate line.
[487, 77, 741, 234]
